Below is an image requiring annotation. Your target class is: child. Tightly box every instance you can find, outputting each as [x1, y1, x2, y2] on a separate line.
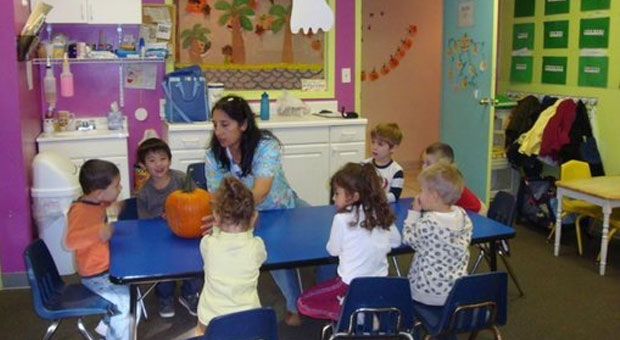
[297, 162, 402, 320]
[65, 159, 130, 340]
[403, 163, 473, 306]
[196, 176, 267, 334]
[136, 137, 201, 318]
[365, 123, 404, 202]
[422, 142, 486, 214]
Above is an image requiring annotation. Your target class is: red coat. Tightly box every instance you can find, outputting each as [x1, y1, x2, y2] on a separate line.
[540, 100, 577, 161]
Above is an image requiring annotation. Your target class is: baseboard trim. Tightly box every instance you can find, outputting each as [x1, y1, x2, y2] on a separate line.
[1, 272, 29, 289]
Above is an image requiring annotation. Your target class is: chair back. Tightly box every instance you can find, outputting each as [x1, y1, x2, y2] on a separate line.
[436, 272, 508, 335]
[118, 197, 138, 220]
[187, 163, 207, 190]
[335, 277, 414, 336]
[202, 307, 278, 340]
[561, 160, 591, 181]
[24, 239, 65, 319]
[488, 191, 516, 228]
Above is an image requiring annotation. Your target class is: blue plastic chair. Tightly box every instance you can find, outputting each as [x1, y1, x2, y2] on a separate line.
[412, 272, 508, 340]
[322, 277, 414, 340]
[471, 191, 524, 297]
[187, 307, 278, 340]
[24, 239, 116, 340]
[117, 197, 138, 221]
[187, 162, 207, 190]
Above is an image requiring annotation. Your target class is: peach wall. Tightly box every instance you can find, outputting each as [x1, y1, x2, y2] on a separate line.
[361, 0, 442, 168]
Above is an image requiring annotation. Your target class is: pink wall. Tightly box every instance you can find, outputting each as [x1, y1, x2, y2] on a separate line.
[361, 0, 442, 168]
[0, 0, 43, 274]
[0, 0, 357, 276]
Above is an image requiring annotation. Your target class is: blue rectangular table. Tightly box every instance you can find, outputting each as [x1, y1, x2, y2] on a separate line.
[110, 198, 515, 284]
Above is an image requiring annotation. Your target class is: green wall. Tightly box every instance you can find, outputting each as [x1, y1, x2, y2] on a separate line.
[498, 0, 620, 175]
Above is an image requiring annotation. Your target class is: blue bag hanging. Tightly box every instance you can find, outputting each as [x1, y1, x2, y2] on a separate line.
[162, 65, 210, 123]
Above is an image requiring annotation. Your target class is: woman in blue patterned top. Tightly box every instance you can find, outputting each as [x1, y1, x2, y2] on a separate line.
[203, 95, 304, 325]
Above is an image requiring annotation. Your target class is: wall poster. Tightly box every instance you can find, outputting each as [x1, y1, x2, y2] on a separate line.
[578, 56, 608, 87]
[581, 0, 610, 11]
[513, 23, 535, 50]
[545, 0, 570, 15]
[544, 20, 569, 48]
[515, 0, 535, 17]
[176, 0, 327, 90]
[510, 56, 533, 83]
[579, 17, 610, 48]
[542, 56, 568, 84]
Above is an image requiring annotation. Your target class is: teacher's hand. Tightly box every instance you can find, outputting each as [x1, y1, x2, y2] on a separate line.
[200, 214, 215, 236]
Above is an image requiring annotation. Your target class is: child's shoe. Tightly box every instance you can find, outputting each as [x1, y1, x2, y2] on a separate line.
[179, 293, 199, 317]
[159, 297, 175, 318]
[284, 311, 302, 326]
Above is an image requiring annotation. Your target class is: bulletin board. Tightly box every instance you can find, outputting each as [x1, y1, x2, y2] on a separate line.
[175, 0, 327, 91]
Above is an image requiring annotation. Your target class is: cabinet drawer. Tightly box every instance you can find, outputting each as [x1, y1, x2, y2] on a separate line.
[167, 131, 212, 150]
[270, 126, 329, 145]
[330, 125, 366, 143]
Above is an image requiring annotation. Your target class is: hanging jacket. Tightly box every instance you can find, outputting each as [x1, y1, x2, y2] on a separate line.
[518, 99, 568, 156]
[505, 95, 541, 147]
[559, 100, 605, 175]
[539, 100, 577, 161]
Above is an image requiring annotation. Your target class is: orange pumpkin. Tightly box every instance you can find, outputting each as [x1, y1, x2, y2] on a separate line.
[165, 170, 211, 238]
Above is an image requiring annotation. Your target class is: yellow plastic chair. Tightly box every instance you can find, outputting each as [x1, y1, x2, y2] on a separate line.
[547, 160, 600, 255]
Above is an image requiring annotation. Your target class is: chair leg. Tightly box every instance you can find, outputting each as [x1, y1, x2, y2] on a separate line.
[575, 215, 585, 256]
[43, 320, 60, 340]
[490, 325, 503, 340]
[498, 250, 524, 297]
[391, 256, 402, 277]
[470, 247, 486, 274]
[321, 323, 332, 340]
[76, 318, 96, 340]
[546, 224, 556, 242]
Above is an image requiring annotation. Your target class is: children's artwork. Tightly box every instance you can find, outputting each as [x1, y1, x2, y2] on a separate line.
[578, 56, 608, 88]
[543, 21, 569, 49]
[541, 56, 567, 84]
[579, 17, 609, 49]
[514, 0, 535, 17]
[581, 0, 610, 11]
[177, 0, 326, 90]
[124, 64, 158, 90]
[545, 0, 570, 15]
[513, 23, 535, 51]
[445, 33, 488, 92]
[510, 56, 533, 83]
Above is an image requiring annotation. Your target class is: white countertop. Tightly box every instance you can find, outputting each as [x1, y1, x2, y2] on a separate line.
[165, 114, 367, 131]
[36, 117, 129, 142]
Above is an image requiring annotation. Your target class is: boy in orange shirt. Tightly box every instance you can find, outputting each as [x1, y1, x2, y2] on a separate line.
[66, 159, 130, 340]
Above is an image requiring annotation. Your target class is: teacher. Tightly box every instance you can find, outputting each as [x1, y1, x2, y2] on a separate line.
[204, 95, 304, 326]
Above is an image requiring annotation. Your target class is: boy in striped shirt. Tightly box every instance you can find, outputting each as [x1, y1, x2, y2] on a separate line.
[364, 123, 404, 202]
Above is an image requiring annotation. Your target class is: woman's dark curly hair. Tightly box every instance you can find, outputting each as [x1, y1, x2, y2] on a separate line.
[330, 162, 395, 230]
[210, 95, 279, 177]
[214, 176, 255, 228]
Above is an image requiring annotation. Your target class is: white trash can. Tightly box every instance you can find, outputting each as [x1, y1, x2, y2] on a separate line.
[31, 151, 82, 275]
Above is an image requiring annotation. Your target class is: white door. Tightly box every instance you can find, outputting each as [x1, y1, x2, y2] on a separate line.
[281, 144, 330, 205]
[87, 0, 141, 24]
[34, 0, 88, 24]
[329, 142, 366, 175]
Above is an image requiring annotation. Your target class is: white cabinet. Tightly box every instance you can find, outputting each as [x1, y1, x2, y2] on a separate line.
[164, 117, 367, 206]
[36, 129, 131, 200]
[33, 0, 142, 24]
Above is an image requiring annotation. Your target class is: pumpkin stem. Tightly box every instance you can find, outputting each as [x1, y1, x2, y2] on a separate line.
[183, 167, 195, 192]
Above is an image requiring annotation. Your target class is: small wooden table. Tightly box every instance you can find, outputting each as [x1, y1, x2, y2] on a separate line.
[555, 176, 620, 275]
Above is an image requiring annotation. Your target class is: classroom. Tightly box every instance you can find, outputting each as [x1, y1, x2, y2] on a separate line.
[1, 0, 619, 339]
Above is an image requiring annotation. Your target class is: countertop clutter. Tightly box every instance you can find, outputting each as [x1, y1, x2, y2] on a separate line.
[36, 117, 128, 142]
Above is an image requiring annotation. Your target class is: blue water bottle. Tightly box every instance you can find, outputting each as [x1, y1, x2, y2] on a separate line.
[260, 92, 270, 121]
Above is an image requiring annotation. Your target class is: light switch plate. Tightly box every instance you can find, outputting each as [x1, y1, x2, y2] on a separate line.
[159, 98, 166, 119]
[341, 68, 351, 83]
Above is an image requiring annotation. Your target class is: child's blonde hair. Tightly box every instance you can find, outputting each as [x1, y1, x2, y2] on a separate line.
[370, 123, 403, 147]
[331, 162, 395, 230]
[214, 176, 255, 228]
[418, 163, 464, 205]
[424, 142, 454, 163]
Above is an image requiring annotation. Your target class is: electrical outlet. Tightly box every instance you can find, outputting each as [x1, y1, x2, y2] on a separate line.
[341, 68, 351, 83]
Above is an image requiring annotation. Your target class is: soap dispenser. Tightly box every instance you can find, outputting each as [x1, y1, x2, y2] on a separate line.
[260, 92, 270, 121]
[60, 53, 74, 97]
[43, 60, 57, 107]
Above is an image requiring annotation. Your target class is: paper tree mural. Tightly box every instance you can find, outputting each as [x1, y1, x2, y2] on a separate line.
[214, 0, 255, 64]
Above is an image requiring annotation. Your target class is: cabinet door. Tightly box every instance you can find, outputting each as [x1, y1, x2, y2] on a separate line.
[281, 144, 330, 205]
[87, 0, 141, 24]
[170, 149, 207, 173]
[329, 142, 366, 176]
[33, 0, 88, 23]
[100, 156, 130, 200]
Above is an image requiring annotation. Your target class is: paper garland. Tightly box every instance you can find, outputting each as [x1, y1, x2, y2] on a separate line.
[361, 24, 417, 82]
